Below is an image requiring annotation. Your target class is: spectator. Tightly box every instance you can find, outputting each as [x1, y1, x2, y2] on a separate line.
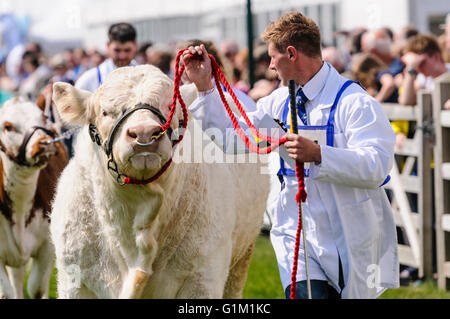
[438, 13, 450, 64]
[253, 43, 272, 81]
[399, 34, 450, 105]
[233, 48, 251, 94]
[351, 53, 406, 151]
[380, 26, 394, 42]
[248, 43, 280, 102]
[393, 26, 419, 57]
[18, 50, 52, 100]
[146, 44, 173, 77]
[136, 42, 153, 65]
[362, 29, 404, 77]
[351, 53, 398, 103]
[75, 22, 138, 92]
[219, 39, 239, 65]
[0, 60, 15, 105]
[49, 53, 73, 84]
[322, 46, 347, 74]
[86, 48, 105, 67]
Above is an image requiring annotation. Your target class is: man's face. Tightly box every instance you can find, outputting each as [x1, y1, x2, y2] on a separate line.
[268, 42, 291, 84]
[417, 52, 441, 78]
[107, 41, 137, 67]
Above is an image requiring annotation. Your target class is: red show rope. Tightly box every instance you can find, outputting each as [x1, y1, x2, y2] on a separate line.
[164, 49, 307, 299]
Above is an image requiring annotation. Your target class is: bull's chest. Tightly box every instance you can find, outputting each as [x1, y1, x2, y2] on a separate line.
[97, 197, 162, 269]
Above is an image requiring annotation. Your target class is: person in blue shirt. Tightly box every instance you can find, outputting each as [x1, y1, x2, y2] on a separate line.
[75, 23, 139, 93]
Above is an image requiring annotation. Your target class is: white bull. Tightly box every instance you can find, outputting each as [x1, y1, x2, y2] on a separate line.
[50, 65, 270, 298]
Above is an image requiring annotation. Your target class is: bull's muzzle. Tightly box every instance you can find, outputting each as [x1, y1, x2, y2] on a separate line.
[127, 124, 166, 152]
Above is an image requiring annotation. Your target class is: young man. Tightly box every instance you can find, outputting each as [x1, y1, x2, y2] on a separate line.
[75, 23, 138, 92]
[399, 34, 450, 106]
[182, 11, 398, 299]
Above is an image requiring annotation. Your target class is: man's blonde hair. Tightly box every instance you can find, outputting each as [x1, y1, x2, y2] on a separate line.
[261, 11, 322, 58]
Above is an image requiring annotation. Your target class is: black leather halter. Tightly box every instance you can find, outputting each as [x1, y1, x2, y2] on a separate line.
[0, 126, 56, 167]
[88, 103, 181, 185]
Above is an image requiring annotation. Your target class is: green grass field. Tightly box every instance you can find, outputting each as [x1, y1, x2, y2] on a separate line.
[36, 234, 450, 299]
[243, 234, 450, 299]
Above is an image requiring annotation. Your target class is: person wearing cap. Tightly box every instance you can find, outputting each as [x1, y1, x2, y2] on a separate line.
[181, 11, 398, 299]
[75, 23, 138, 92]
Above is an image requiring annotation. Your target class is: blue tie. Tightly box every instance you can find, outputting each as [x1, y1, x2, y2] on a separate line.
[296, 89, 308, 125]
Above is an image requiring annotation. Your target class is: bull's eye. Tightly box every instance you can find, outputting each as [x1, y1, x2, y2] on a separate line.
[3, 121, 16, 132]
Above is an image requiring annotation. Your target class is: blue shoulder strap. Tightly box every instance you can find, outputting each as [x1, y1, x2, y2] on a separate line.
[326, 80, 360, 146]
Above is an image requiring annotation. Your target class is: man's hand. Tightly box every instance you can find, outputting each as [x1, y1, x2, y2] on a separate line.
[284, 133, 322, 164]
[401, 52, 426, 71]
[181, 44, 214, 92]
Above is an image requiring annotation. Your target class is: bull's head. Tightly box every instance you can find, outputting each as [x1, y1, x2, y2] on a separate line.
[52, 65, 195, 183]
[0, 97, 57, 168]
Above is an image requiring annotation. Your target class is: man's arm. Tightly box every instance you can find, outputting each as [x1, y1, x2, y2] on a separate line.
[188, 86, 273, 154]
[375, 73, 396, 103]
[398, 70, 418, 105]
[398, 52, 425, 105]
[183, 44, 272, 154]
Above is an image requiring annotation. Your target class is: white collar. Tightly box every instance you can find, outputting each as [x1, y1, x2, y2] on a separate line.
[295, 61, 330, 101]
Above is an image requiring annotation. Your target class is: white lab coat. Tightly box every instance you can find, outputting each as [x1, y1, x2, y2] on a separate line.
[75, 58, 138, 92]
[188, 63, 399, 298]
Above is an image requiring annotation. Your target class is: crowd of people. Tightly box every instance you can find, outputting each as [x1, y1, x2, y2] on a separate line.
[1, 14, 449, 124]
[1, 15, 449, 110]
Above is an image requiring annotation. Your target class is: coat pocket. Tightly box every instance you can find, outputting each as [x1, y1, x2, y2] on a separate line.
[341, 197, 381, 262]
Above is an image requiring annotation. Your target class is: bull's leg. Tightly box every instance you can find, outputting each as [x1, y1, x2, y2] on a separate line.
[55, 280, 97, 299]
[223, 243, 255, 299]
[118, 231, 157, 299]
[6, 265, 25, 298]
[176, 244, 233, 299]
[0, 263, 14, 299]
[56, 262, 96, 299]
[118, 197, 161, 299]
[27, 240, 54, 299]
[118, 268, 151, 299]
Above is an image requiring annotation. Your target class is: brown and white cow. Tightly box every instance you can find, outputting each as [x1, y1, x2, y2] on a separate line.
[50, 65, 270, 299]
[0, 97, 68, 298]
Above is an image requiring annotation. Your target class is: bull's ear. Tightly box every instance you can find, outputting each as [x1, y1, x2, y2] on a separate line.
[52, 82, 92, 126]
[36, 94, 46, 112]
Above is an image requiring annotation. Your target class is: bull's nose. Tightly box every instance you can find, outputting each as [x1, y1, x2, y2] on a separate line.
[126, 124, 162, 145]
[31, 136, 56, 158]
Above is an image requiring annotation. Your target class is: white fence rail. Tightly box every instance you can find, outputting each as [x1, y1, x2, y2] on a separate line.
[382, 73, 450, 290]
[382, 93, 434, 280]
[432, 73, 450, 290]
